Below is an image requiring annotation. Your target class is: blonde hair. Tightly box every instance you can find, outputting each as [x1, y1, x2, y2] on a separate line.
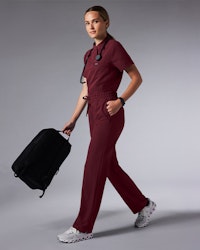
[85, 6, 114, 39]
[85, 6, 110, 24]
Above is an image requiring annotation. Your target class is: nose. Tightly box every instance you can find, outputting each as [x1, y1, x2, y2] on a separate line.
[89, 23, 94, 30]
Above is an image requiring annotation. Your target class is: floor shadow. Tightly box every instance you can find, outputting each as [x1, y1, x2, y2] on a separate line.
[95, 210, 200, 238]
[151, 210, 200, 227]
[95, 224, 136, 238]
[44, 209, 200, 238]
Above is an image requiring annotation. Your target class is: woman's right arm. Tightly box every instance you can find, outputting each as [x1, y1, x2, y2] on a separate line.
[62, 81, 88, 135]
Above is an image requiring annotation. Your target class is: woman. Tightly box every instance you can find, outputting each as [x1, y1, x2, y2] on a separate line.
[58, 6, 156, 243]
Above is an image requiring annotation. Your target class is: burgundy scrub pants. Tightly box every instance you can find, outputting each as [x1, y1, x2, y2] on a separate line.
[73, 92, 147, 233]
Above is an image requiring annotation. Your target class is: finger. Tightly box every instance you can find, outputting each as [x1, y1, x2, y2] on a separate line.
[63, 127, 68, 132]
[65, 131, 71, 136]
[106, 101, 111, 107]
[63, 129, 70, 134]
[62, 126, 69, 132]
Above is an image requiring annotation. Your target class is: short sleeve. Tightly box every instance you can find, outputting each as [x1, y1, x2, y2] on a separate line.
[81, 49, 92, 83]
[83, 49, 92, 64]
[111, 41, 134, 72]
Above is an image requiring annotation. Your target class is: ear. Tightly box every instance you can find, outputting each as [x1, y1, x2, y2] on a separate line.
[105, 20, 109, 28]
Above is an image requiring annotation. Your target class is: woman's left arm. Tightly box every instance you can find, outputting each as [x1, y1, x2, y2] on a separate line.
[106, 64, 142, 116]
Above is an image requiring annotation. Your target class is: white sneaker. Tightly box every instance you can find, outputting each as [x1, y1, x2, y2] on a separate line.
[135, 199, 156, 228]
[57, 226, 93, 243]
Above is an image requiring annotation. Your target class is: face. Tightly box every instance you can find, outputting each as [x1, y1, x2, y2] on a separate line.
[84, 11, 109, 43]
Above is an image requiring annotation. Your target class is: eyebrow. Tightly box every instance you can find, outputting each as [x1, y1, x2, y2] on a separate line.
[84, 18, 101, 23]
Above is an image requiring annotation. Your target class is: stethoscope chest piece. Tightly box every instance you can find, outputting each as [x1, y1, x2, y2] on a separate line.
[95, 54, 102, 61]
[80, 35, 111, 83]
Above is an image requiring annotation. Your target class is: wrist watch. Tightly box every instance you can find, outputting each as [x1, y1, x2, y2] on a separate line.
[118, 97, 125, 106]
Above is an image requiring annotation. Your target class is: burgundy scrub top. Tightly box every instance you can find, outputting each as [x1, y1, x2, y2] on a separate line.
[83, 37, 134, 95]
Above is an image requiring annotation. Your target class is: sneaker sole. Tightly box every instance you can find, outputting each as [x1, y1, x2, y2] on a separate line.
[58, 233, 93, 243]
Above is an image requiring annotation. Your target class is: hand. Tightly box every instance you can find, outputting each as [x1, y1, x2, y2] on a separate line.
[62, 120, 76, 136]
[106, 99, 122, 116]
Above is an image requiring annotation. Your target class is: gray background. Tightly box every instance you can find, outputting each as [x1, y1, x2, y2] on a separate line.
[0, 0, 200, 249]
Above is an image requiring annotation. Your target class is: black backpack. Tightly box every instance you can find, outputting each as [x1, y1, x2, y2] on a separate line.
[12, 128, 71, 198]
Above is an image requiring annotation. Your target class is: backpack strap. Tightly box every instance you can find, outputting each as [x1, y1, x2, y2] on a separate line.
[39, 190, 45, 198]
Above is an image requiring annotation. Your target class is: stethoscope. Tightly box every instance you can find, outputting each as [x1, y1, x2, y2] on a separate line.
[80, 35, 111, 83]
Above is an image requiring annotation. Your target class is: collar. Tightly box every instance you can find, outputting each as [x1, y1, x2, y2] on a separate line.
[93, 34, 111, 49]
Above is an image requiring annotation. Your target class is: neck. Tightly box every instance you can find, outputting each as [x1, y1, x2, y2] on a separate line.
[94, 34, 108, 45]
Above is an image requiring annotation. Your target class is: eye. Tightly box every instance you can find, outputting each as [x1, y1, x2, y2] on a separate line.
[85, 21, 89, 26]
[92, 19, 99, 24]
